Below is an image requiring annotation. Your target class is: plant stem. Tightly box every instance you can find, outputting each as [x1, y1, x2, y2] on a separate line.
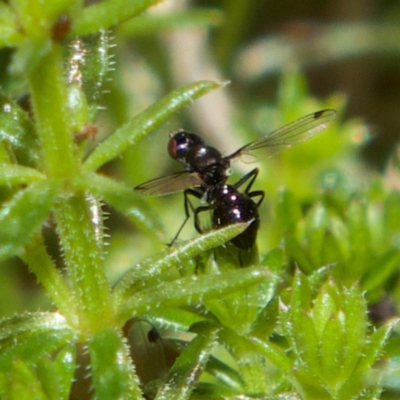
[27, 43, 114, 334]
[54, 192, 113, 333]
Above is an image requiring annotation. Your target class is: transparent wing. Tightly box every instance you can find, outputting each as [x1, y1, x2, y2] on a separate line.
[134, 171, 203, 196]
[226, 109, 336, 161]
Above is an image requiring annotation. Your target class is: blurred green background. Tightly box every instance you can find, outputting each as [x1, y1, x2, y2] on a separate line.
[2, 0, 400, 318]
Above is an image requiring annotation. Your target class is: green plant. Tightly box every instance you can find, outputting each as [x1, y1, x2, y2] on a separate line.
[0, 1, 399, 399]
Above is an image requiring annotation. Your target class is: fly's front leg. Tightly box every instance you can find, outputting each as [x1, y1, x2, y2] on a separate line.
[168, 188, 202, 246]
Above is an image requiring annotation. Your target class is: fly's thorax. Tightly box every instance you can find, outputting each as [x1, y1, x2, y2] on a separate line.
[187, 145, 223, 169]
[185, 145, 230, 187]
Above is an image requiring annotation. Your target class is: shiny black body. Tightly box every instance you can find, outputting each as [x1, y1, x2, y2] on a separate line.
[209, 184, 261, 249]
[134, 109, 336, 250]
[168, 131, 231, 187]
[175, 168, 263, 250]
[166, 130, 263, 250]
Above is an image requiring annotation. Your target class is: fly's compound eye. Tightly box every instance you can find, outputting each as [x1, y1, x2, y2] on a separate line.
[168, 130, 204, 160]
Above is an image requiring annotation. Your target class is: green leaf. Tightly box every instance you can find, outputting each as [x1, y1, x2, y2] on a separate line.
[250, 297, 279, 340]
[28, 44, 78, 177]
[292, 367, 330, 400]
[80, 173, 166, 240]
[0, 3, 23, 46]
[74, 0, 161, 36]
[342, 285, 367, 376]
[219, 328, 268, 394]
[290, 272, 312, 325]
[0, 92, 39, 167]
[145, 309, 207, 332]
[11, 0, 70, 40]
[325, 215, 349, 266]
[312, 283, 337, 338]
[285, 234, 315, 274]
[83, 80, 222, 172]
[361, 249, 400, 292]
[0, 312, 74, 370]
[384, 192, 400, 233]
[288, 273, 320, 371]
[0, 164, 45, 186]
[89, 328, 144, 400]
[117, 266, 272, 325]
[0, 180, 59, 261]
[52, 344, 77, 400]
[204, 259, 278, 333]
[205, 356, 244, 393]
[304, 202, 329, 267]
[335, 369, 365, 400]
[292, 312, 320, 373]
[358, 320, 395, 372]
[113, 222, 249, 305]
[319, 314, 345, 385]
[12, 37, 51, 76]
[36, 345, 76, 400]
[65, 83, 90, 136]
[205, 286, 270, 334]
[308, 265, 333, 294]
[21, 234, 76, 323]
[67, 31, 114, 106]
[193, 382, 238, 398]
[119, 9, 224, 37]
[347, 196, 371, 281]
[261, 247, 284, 273]
[277, 188, 302, 231]
[321, 231, 346, 274]
[155, 326, 219, 400]
[6, 359, 48, 400]
[248, 336, 291, 373]
[0, 143, 10, 164]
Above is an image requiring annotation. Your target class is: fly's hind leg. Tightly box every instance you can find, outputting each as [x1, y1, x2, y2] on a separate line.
[247, 189, 264, 207]
[234, 168, 264, 207]
[193, 204, 213, 234]
[233, 168, 259, 192]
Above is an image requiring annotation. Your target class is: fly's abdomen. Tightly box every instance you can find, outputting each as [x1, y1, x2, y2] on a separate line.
[213, 192, 259, 250]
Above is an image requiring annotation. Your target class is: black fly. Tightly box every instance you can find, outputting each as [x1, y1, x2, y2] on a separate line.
[135, 109, 336, 250]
